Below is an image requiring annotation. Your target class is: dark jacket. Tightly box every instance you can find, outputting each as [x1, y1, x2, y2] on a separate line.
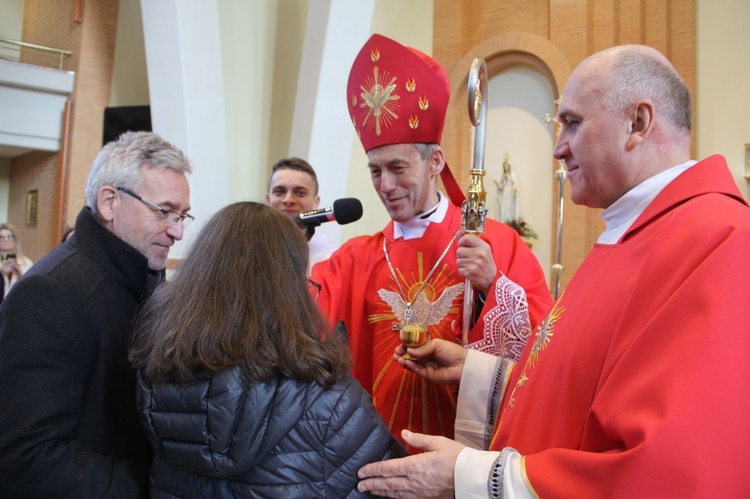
[138, 366, 408, 498]
[0, 207, 157, 498]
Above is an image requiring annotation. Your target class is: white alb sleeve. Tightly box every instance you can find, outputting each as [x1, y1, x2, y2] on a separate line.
[455, 349, 515, 450]
[455, 447, 533, 498]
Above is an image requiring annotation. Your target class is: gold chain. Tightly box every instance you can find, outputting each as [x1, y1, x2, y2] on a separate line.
[382, 230, 460, 324]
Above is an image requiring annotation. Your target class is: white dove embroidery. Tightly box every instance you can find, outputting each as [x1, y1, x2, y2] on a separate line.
[378, 282, 465, 326]
[360, 67, 399, 136]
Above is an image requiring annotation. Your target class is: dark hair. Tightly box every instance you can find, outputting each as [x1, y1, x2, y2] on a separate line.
[129, 202, 351, 388]
[269, 157, 319, 195]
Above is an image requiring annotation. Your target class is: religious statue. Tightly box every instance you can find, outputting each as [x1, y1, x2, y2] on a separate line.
[495, 152, 519, 222]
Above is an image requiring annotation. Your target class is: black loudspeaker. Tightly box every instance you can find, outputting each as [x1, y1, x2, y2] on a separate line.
[102, 105, 152, 146]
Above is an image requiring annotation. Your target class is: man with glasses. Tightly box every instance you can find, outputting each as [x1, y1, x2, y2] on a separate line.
[0, 131, 193, 497]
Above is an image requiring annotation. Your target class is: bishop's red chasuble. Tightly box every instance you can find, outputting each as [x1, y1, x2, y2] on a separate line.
[488, 156, 750, 496]
[312, 202, 551, 446]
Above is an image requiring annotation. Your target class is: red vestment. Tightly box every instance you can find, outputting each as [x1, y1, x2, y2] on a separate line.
[312, 201, 551, 445]
[489, 156, 750, 496]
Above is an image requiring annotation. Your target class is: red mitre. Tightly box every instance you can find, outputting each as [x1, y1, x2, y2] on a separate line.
[346, 34, 465, 205]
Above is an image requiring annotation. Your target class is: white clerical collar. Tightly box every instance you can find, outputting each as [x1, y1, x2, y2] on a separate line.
[598, 160, 698, 244]
[393, 191, 449, 240]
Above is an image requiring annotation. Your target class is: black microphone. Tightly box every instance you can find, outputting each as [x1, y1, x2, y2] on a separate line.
[292, 198, 363, 228]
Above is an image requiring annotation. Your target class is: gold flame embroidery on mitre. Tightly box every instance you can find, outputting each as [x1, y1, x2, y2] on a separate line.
[406, 78, 416, 92]
[409, 114, 419, 129]
[418, 95, 429, 111]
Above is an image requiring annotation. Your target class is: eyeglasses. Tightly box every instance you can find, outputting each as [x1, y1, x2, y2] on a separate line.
[307, 278, 321, 300]
[116, 187, 194, 228]
[0, 234, 14, 240]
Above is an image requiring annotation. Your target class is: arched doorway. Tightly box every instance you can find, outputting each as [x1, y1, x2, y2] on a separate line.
[443, 32, 571, 291]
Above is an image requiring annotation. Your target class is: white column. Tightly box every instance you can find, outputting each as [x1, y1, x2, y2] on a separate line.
[140, 0, 229, 258]
[289, 0, 376, 247]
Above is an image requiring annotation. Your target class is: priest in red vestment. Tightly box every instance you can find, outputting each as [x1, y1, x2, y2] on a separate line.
[357, 45, 750, 497]
[311, 34, 552, 448]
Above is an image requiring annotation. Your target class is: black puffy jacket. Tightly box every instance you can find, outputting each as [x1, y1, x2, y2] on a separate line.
[137, 367, 407, 498]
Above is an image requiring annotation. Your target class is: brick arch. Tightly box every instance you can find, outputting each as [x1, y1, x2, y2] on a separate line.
[442, 32, 571, 185]
[440, 32, 572, 292]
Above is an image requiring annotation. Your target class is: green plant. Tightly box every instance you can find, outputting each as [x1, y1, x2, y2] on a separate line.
[505, 218, 538, 239]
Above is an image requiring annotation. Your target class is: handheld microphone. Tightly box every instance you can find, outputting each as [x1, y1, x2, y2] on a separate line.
[292, 198, 363, 228]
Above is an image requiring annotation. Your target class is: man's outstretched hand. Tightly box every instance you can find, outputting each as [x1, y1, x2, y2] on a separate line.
[393, 338, 468, 385]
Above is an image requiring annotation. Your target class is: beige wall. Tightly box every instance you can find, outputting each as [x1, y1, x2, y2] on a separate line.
[0, 158, 9, 223]
[112, 1, 295, 207]
[268, 0, 310, 183]
[219, 1, 284, 204]
[0, 0, 25, 224]
[0, 0, 24, 46]
[110, 0, 149, 107]
[696, 0, 750, 197]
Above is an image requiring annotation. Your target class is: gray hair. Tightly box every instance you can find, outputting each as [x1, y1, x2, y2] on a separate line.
[413, 143, 440, 160]
[603, 47, 692, 133]
[85, 131, 193, 214]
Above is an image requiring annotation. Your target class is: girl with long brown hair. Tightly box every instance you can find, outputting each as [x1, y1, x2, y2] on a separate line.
[130, 202, 405, 497]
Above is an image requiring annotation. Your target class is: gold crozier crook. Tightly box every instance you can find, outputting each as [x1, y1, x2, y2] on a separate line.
[461, 58, 488, 345]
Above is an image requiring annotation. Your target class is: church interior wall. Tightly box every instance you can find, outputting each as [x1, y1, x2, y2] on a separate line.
[219, 0, 286, 206]
[0, 159, 10, 224]
[0, 0, 748, 285]
[433, 0, 699, 289]
[695, 0, 750, 199]
[4, 0, 118, 260]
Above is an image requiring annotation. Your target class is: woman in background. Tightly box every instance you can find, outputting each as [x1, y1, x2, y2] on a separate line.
[0, 223, 33, 298]
[130, 202, 406, 498]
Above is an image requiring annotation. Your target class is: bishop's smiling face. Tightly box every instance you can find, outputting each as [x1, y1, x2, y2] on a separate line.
[366, 143, 442, 223]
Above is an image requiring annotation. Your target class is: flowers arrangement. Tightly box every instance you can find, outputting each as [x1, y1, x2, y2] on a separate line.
[505, 218, 538, 240]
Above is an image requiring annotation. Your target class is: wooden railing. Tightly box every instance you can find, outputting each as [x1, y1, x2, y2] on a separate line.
[0, 36, 72, 70]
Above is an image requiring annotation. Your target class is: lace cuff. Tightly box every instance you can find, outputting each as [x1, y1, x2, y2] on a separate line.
[488, 447, 516, 498]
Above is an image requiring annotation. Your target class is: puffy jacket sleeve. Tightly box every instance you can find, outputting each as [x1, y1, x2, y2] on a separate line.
[323, 376, 408, 497]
